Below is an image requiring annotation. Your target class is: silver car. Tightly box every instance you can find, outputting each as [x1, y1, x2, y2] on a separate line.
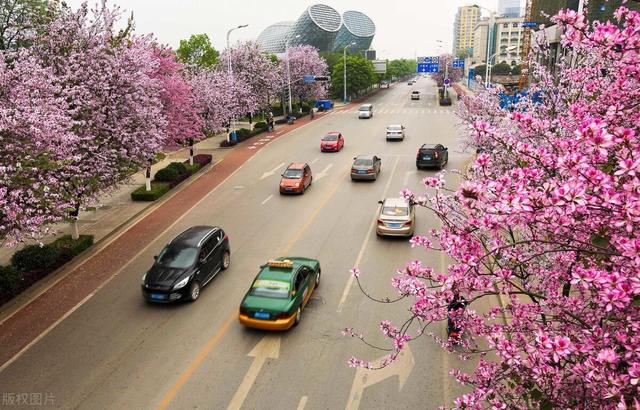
[386, 124, 405, 141]
[358, 104, 373, 119]
[351, 155, 381, 181]
[376, 197, 415, 237]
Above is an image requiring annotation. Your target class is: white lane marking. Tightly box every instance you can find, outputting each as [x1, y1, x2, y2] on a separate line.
[261, 195, 273, 205]
[248, 146, 257, 150]
[276, 131, 283, 135]
[297, 396, 308, 410]
[254, 142, 264, 146]
[403, 170, 417, 186]
[0, 157, 248, 373]
[260, 162, 286, 180]
[314, 163, 334, 182]
[310, 158, 319, 165]
[337, 155, 400, 313]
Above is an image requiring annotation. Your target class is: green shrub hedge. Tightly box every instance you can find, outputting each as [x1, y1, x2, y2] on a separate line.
[0, 265, 21, 294]
[11, 235, 94, 274]
[254, 121, 268, 131]
[155, 162, 188, 182]
[131, 182, 171, 201]
[184, 163, 201, 175]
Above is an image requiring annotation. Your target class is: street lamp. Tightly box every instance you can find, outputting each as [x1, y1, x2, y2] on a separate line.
[226, 24, 248, 142]
[486, 45, 517, 86]
[343, 42, 357, 104]
[285, 34, 301, 116]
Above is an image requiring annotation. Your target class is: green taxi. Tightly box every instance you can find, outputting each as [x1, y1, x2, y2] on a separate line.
[239, 257, 321, 330]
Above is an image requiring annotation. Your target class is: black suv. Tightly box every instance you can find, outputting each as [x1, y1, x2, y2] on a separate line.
[416, 144, 448, 170]
[141, 226, 230, 303]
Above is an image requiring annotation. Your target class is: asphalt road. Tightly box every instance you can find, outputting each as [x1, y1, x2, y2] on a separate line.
[0, 78, 475, 410]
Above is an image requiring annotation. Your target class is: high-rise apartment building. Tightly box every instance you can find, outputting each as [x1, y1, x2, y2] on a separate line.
[498, 0, 522, 17]
[472, 19, 489, 64]
[452, 5, 480, 57]
[494, 16, 525, 66]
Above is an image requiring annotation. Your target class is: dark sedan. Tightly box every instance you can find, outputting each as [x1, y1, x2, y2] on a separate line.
[416, 144, 448, 170]
[141, 226, 230, 303]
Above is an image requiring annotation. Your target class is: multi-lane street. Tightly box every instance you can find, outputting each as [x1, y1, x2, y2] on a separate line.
[0, 78, 474, 409]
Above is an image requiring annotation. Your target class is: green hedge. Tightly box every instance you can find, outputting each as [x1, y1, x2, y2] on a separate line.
[131, 182, 171, 201]
[184, 162, 201, 175]
[155, 162, 188, 182]
[254, 121, 268, 131]
[11, 235, 94, 274]
[0, 265, 21, 294]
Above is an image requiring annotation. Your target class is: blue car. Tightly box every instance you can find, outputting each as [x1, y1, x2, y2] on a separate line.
[315, 99, 334, 111]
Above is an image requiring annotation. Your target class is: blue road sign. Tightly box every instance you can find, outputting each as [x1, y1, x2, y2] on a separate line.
[303, 75, 315, 83]
[452, 59, 465, 69]
[417, 63, 439, 73]
[522, 21, 537, 28]
[444, 78, 450, 86]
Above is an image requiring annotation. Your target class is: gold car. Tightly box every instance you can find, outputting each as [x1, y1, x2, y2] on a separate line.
[376, 197, 415, 237]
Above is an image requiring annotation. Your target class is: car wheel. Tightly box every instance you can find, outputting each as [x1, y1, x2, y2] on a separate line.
[222, 251, 230, 270]
[315, 270, 321, 288]
[188, 281, 201, 302]
[294, 307, 301, 326]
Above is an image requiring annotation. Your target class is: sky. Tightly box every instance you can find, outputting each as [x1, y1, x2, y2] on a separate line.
[66, 0, 509, 60]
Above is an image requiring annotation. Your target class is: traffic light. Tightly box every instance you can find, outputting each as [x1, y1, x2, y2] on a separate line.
[314, 76, 331, 82]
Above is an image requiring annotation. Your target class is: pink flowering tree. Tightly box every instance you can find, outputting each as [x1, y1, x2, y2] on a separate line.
[281, 45, 328, 103]
[27, 2, 166, 239]
[189, 68, 257, 134]
[348, 5, 640, 409]
[0, 55, 74, 245]
[217, 41, 283, 111]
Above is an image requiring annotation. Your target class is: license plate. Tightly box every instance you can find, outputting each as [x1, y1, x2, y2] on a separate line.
[254, 312, 270, 319]
[150, 293, 166, 300]
[388, 223, 401, 228]
[423, 156, 431, 160]
[285, 188, 292, 192]
[358, 170, 366, 174]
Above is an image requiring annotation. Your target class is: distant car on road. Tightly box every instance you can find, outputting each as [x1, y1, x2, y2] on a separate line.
[358, 103, 374, 119]
[439, 96, 452, 106]
[280, 163, 312, 194]
[239, 257, 321, 330]
[386, 124, 405, 141]
[320, 132, 344, 152]
[407, 80, 414, 85]
[141, 226, 230, 303]
[376, 198, 415, 237]
[411, 90, 420, 100]
[351, 155, 381, 181]
[416, 144, 448, 169]
[380, 80, 390, 88]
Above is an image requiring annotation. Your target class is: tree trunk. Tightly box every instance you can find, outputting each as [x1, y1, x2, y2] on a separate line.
[189, 138, 194, 166]
[70, 203, 80, 240]
[146, 162, 152, 192]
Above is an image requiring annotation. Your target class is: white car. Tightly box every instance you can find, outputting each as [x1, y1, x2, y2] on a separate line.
[358, 104, 373, 119]
[411, 90, 420, 100]
[386, 124, 405, 141]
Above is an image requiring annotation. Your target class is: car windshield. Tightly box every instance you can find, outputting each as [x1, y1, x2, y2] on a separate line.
[156, 245, 197, 269]
[283, 169, 303, 179]
[359, 106, 370, 111]
[354, 159, 373, 166]
[323, 135, 338, 141]
[412, 91, 419, 94]
[382, 206, 409, 216]
[250, 279, 290, 299]
[387, 126, 402, 131]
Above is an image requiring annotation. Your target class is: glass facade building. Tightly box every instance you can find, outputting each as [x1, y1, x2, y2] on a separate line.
[332, 10, 375, 52]
[256, 21, 295, 54]
[256, 4, 376, 54]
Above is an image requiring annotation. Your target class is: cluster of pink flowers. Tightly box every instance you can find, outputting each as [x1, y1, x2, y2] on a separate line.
[349, 5, 640, 408]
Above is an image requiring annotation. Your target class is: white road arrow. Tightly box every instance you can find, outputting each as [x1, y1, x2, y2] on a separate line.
[345, 346, 415, 410]
[226, 336, 281, 410]
[314, 163, 333, 182]
[261, 162, 285, 180]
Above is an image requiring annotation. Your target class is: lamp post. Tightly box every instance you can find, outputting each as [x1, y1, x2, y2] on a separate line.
[486, 45, 517, 86]
[285, 34, 301, 117]
[225, 24, 248, 142]
[343, 42, 356, 104]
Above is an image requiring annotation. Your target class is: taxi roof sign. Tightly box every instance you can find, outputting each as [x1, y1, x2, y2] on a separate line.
[266, 259, 294, 269]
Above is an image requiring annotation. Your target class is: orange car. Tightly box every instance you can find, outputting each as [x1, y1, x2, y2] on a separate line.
[280, 163, 312, 194]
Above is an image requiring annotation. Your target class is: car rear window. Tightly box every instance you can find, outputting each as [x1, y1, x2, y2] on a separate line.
[359, 106, 371, 111]
[250, 279, 290, 299]
[354, 159, 373, 166]
[382, 206, 409, 216]
[156, 246, 197, 269]
[283, 169, 303, 179]
[322, 134, 338, 141]
[387, 126, 402, 131]
[412, 91, 419, 94]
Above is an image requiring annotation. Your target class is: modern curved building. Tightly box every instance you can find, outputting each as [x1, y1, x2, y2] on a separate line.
[288, 4, 342, 52]
[332, 10, 375, 52]
[256, 21, 295, 54]
[256, 4, 375, 54]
